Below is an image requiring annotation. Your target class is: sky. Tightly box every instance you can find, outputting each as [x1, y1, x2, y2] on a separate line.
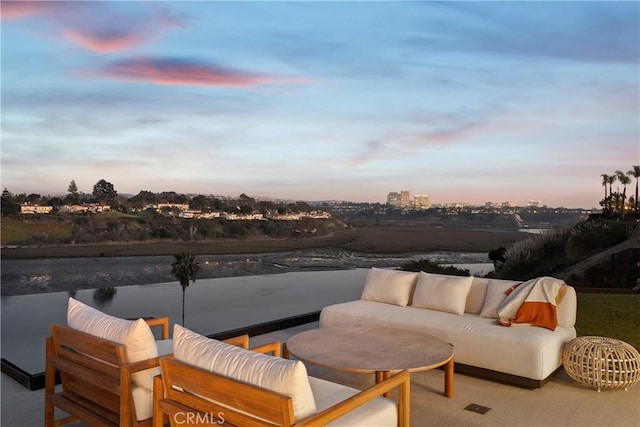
[1, 1, 639, 208]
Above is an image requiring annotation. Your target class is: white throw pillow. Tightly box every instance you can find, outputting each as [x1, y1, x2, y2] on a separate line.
[66, 296, 159, 417]
[410, 272, 474, 315]
[173, 324, 317, 420]
[479, 279, 522, 319]
[360, 267, 418, 306]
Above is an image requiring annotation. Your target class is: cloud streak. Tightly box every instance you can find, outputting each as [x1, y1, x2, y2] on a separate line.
[61, 28, 150, 54]
[1, 1, 185, 53]
[82, 57, 312, 88]
[0, 1, 53, 20]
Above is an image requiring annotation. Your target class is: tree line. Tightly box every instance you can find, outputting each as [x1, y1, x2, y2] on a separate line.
[600, 166, 640, 219]
[1, 179, 318, 216]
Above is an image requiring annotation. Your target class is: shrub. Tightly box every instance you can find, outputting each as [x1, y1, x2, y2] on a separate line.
[565, 220, 630, 263]
[497, 228, 569, 281]
[399, 259, 470, 276]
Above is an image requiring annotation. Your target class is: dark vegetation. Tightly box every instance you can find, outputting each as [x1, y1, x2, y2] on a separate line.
[0, 212, 344, 246]
[400, 218, 637, 288]
[399, 259, 470, 276]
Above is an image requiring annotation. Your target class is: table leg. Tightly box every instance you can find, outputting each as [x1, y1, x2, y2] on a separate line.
[444, 357, 454, 398]
[283, 343, 290, 360]
[376, 371, 392, 398]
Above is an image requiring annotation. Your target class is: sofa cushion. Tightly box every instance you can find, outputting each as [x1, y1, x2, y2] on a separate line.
[308, 376, 397, 426]
[66, 297, 160, 420]
[360, 268, 417, 307]
[173, 324, 316, 420]
[479, 279, 521, 319]
[410, 272, 473, 315]
[465, 277, 489, 314]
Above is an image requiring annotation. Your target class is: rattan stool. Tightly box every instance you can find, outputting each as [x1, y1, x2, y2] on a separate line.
[563, 336, 640, 391]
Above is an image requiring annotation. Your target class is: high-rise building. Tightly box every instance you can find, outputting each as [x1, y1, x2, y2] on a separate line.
[387, 192, 401, 208]
[528, 200, 542, 208]
[414, 194, 430, 209]
[400, 191, 410, 208]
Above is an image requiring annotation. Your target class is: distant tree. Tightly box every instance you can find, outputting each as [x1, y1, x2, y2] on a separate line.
[171, 251, 200, 326]
[67, 180, 78, 194]
[1, 189, 20, 216]
[616, 170, 631, 218]
[66, 180, 80, 204]
[238, 193, 255, 208]
[628, 166, 640, 215]
[488, 247, 507, 270]
[190, 194, 210, 211]
[257, 200, 278, 214]
[48, 197, 63, 210]
[92, 179, 117, 205]
[604, 174, 617, 216]
[158, 191, 187, 204]
[600, 174, 611, 214]
[129, 190, 157, 209]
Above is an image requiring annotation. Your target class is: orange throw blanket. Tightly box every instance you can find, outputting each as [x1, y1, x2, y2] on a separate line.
[497, 277, 567, 331]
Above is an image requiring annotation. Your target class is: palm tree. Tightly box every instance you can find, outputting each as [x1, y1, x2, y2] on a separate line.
[600, 174, 610, 214]
[616, 170, 631, 218]
[628, 166, 640, 215]
[171, 251, 200, 325]
[607, 174, 617, 215]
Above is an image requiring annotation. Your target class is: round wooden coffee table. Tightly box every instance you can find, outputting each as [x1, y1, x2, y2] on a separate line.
[285, 326, 454, 398]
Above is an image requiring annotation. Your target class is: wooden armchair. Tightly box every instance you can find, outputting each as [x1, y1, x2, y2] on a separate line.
[153, 337, 410, 427]
[45, 317, 171, 427]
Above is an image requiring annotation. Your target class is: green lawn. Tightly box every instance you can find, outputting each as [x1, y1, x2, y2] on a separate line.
[575, 292, 640, 350]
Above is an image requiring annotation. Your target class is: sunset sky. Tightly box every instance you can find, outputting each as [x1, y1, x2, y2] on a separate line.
[2, 1, 638, 208]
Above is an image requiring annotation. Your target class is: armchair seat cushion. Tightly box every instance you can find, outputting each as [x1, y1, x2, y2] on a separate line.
[308, 376, 397, 426]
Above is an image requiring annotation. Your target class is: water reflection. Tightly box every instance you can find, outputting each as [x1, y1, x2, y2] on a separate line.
[92, 287, 117, 307]
[1, 249, 492, 297]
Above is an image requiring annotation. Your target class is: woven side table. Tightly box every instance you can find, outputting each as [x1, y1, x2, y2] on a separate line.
[563, 336, 640, 391]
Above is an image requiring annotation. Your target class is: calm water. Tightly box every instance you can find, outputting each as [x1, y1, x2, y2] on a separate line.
[1, 248, 492, 296]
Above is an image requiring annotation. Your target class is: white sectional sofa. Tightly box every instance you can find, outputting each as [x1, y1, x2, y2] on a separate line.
[320, 268, 577, 388]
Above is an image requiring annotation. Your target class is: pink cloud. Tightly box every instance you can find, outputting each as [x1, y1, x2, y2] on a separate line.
[84, 57, 311, 88]
[61, 28, 149, 54]
[3, 2, 186, 53]
[0, 1, 53, 20]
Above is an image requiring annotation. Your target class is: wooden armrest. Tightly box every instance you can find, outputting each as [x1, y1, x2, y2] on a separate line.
[250, 341, 281, 357]
[123, 355, 163, 373]
[297, 370, 411, 427]
[145, 317, 170, 340]
[222, 334, 249, 349]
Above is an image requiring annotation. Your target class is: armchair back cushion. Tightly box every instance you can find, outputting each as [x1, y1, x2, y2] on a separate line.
[66, 297, 160, 420]
[173, 324, 317, 420]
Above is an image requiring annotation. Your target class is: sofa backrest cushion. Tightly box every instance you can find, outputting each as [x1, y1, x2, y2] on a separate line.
[410, 272, 474, 315]
[466, 277, 489, 314]
[556, 285, 577, 328]
[478, 279, 522, 319]
[360, 268, 418, 307]
[173, 324, 317, 420]
[66, 297, 159, 420]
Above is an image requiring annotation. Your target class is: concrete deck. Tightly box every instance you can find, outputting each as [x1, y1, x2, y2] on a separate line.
[3, 322, 639, 427]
